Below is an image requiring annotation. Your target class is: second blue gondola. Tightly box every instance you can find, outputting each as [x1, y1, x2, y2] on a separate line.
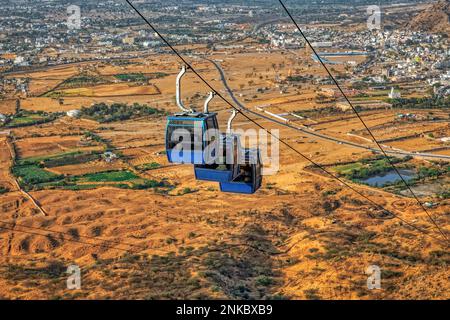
[194, 109, 242, 183]
[219, 148, 262, 194]
[194, 133, 242, 183]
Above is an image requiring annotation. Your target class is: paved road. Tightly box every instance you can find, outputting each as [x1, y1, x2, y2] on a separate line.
[203, 57, 450, 161]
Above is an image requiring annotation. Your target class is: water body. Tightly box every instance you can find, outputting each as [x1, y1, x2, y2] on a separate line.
[312, 55, 341, 64]
[362, 169, 416, 187]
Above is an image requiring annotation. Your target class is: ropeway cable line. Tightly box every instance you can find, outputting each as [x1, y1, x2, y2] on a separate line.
[277, 0, 448, 243]
[0, 223, 138, 253]
[125, 0, 448, 246]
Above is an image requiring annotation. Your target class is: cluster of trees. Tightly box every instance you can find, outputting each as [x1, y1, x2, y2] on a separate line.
[322, 199, 341, 214]
[389, 96, 450, 110]
[130, 179, 172, 190]
[439, 191, 450, 199]
[148, 72, 169, 79]
[286, 75, 311, 82]
[80, 102, 166, 123]
[136, 162, 161, 171]
[360, 155, 410, 165]
[114, 72, 167, 83]
[83, 131, 108, 144]
[417, 165, 449, 180]
[60, 74, 110, 89]
[345, 157, 406, 180]
[295, 105, 363, 117]
[114, 73, 148, 82]
[0, 110, 60, 128]
[351, 81, 370, 90]
[0, 186, 9, 194]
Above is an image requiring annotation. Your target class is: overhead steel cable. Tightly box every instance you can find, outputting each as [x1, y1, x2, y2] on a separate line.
[125, 0, 447, 245]
[0, 223, 137, 253]
[277, 0, 448, 243]
[0, 219, 146, 251]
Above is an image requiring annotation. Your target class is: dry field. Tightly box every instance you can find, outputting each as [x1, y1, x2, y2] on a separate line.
[0, 138, 16, 192]
[50, 83, 160, 98]
[47, 160, 125, 176]
[0, 49, 448, 300]
[20, 97, 81, 112]
[0, 99, 18, 115]
[14, 136, 85, 159]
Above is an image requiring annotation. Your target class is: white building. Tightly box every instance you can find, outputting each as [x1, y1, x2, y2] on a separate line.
[311, 41, 333, 48]
[103, 152, 118, 163]
[13, 56, 24, 65]
[66, 109, 81, 118]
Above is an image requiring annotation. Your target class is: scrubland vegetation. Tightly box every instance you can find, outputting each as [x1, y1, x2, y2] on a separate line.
[0, 110, 60, 128]
[80, 102, 166, 123]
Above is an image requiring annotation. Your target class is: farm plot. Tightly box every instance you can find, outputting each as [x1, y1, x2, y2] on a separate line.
[12, 149, 172, 192]
[45, 83, 160, 98]
[14, 136, 94, 159]
[48, 160, 124, 176]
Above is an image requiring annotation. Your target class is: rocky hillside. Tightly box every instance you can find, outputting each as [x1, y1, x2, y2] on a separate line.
[407, 0, 450, 33]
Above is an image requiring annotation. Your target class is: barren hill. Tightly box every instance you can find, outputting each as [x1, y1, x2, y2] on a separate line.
[407, 0, 450, 33]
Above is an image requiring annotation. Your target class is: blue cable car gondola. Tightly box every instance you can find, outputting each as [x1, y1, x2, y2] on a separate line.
[166, 66, 219, 164]
[219, 148, 262, 194]
[194, 110, 242, 183]
[164, 66, 263, 194]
